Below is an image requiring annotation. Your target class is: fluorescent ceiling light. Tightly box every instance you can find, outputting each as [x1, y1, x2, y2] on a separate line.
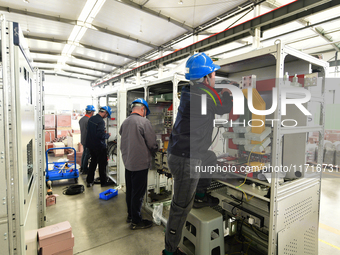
[78, 0, 97, 23]
[68, 26, 82, 42]
[57, 0, 106, 70]
[75, 27, 88, 42]
[88, 0, 106, 23]
[78, 0, 106, 23]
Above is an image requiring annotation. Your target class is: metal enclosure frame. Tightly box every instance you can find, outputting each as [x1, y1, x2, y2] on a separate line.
[113, 74, 188, 224]
[35, 70, 46, 229]
[92, 43, 327, 254]
[1, 16, 45, 255]
[213, 43, 327, 255]
[97, 88, 119, 185]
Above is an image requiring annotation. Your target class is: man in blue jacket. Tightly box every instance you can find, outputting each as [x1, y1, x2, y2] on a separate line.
[86, 106, 112, 187]
[162, 53, 233, 255]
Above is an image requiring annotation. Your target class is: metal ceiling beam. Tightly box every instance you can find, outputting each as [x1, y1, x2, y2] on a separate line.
[329, 60, 340, 67]
[0, 6, 76, 24]
[60, 69, 102, 78]
[24, 34, 136, 60]
[78, 42, 136, 60]
[71, 55, 121, 68]
[44, 72, 93, 82]
[39, 67, 101, 79]
[212, 16, 340, 58]
[65, 63, 110, 74]
[29, 50, 61, 56]
[24, 34, 66, 43]
[262, 0, 310, 26]
[0, 6, 158, 49]
[115, 0, 193, 32]
[314, 27, 340, 51]
[90, 24, 158, 49]
[141, 1, 259, 57]
[40, 68, 97, 80]
[29, 49, 121, 67]
[33, 60, 58, 64]
[264, 0, 340, 51]
[94, 0, 340, 86]
[39, 68, 55, 71]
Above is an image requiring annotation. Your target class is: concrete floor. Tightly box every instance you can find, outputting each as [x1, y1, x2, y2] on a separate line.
[318, 171, 340, 254]
[45, 169, 340, 255]
[46, 173, 165, 255]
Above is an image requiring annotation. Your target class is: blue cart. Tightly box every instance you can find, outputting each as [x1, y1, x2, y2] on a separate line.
[45, 147, 79, 184]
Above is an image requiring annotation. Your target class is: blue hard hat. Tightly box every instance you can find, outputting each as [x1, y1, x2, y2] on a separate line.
[100, 106, 112, 118]
[185, 53, 220, 80]
[85, 105, 95, 111]
[131, 98, 150, 116]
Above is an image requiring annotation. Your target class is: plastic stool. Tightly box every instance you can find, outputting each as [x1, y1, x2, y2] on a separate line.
[179, 207, 225, 255]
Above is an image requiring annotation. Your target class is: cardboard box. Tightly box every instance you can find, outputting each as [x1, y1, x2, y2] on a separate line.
[40, 234, 74, 255]
[56, 128, 72, 138]
[45, 142, 54, 151]
[54, 248, 73, 255]
[67, 134, 80, 151]
[72, 129, 80, 134]
[38, 221, 72, 247]
[46, 195, 57, 207]
[67, 152, 82, 166]
[38, 249, 73, 255]
[45, 115, 56, 129]
[53, 142, 65, 156]
[78, 143, 83, 153]
[57, 115, 71, 127]
[45, 130, 56, 143]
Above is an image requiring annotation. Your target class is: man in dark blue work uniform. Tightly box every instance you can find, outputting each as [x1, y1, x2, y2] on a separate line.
[162, 53, 233, 255]
[86, 106, 112, 187]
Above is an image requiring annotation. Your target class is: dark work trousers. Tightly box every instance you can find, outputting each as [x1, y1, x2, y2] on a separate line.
[165, 154, 201, 252]
[81, 147, 91, 174]
[196, 150, 217, 193]
[86, 148, 107, 185]
[125, 169, 148, 224]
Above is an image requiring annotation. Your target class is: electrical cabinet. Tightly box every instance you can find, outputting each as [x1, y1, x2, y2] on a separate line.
[0, 17, 45, 255]
[207, 43, 327, 255]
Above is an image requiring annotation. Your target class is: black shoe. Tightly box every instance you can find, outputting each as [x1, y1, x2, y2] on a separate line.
[126, 217, 132, 223]
[193, 193, 219, 209]
[161, 248, 187, 255]
[130, 219, 153, 230]
[87, 182, 94, 187]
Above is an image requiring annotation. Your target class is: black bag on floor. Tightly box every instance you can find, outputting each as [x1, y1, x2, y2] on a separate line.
[63, 184, 85, 195]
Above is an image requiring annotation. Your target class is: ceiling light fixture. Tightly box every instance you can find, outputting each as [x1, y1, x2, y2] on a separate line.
[23, 0, 30, 3]
[178, 0, 183, 4]
[58, 0, 106, 70]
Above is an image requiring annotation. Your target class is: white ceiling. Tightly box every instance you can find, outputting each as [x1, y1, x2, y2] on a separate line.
[0, 0, 339, 84]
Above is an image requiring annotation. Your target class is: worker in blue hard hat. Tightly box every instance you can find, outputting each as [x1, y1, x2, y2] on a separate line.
[120, 98, 158, 230]
[85, 105, 112, 187]
[162, 53, 234, 255]
[79, 105, 95, 174]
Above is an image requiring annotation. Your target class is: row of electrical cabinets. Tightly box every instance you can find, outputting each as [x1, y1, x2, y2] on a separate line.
[97, 43, 328, 254]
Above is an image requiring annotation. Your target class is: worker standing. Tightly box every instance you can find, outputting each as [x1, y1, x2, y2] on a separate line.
[85, 106, 112, 187]
[119, 98, 158, 230]
[79, 105, 95, 175]
[162, 53, 233, 255]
